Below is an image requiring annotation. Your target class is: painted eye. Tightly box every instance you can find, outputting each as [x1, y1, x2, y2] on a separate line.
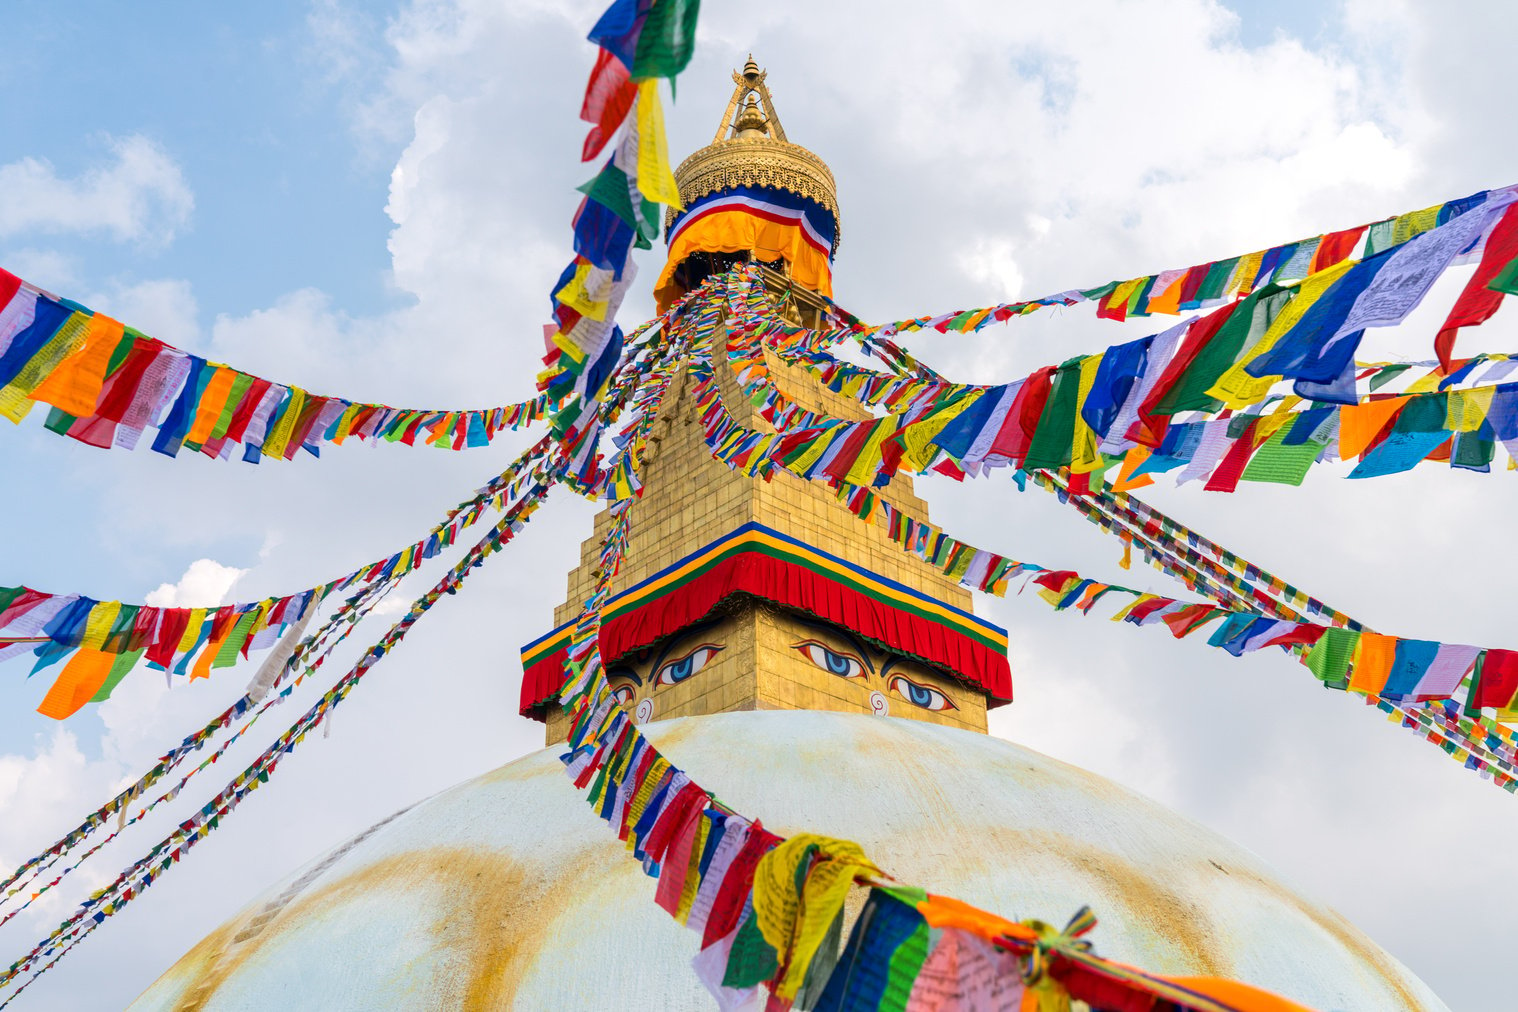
[888, 674, 956, 711]
[656, 644, 723, 686]
[794, 640, 865, 679]
[609, 684, 636, 707]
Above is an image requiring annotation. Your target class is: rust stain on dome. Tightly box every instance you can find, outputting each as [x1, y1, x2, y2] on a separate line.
[164, 849, 562, 1011]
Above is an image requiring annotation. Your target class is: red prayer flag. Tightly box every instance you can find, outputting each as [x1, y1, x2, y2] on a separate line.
[580, 49, 636, 161]
[1435, 203, 1518, 371]
[1473, 649, 1518, 709]
[1310, 226, 1366, 274]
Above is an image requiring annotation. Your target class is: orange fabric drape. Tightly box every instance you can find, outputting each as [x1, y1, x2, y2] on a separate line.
[655, 209, 832, 310]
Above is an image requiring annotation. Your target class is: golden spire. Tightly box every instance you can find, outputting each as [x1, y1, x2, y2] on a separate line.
[668, 55, 839, 250]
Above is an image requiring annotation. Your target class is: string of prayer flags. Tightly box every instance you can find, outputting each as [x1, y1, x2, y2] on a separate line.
[0, 472, 558, 1003]
[0, 270, 555, 462]
[1028, 469, 1518, 781]
[548, 476, 1305, 1011]
[725, 263, 1518, 492]
[539, 0, 700, 491]
[849, 184, 1518, 341]
[1, 436, 556, 719]
[0, 578, 393, 931]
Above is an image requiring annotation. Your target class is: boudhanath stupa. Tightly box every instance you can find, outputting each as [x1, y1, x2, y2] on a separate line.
[130, 60, 1444, 1012]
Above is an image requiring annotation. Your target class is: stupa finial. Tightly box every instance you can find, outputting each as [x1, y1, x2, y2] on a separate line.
[715, 53, 787, 143]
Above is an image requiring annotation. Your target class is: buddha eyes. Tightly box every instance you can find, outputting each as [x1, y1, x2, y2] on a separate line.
[609, 684, 636, 707]
[889, 674, 956, 711]
[794, 640, 866, 679]
[655, 644, 723, 686]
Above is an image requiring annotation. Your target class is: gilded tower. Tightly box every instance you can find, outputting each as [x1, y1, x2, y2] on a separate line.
[520, 59, 1012, 743]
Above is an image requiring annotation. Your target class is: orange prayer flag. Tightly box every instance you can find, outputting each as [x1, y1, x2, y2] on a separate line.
[185, 367, 239, 446]
[1337, 396, 1409, 460]
[1144, 274, 1186, 316]
[1160, 976, 1315, 1012]
[917, 893, 1027, 943]
[36, 648, 117, 720]
[1111, 447, 1156, 494]
[1348, 632, 1397, 695]
[28, 314, 126, 417]
[190, 624, 235, 681]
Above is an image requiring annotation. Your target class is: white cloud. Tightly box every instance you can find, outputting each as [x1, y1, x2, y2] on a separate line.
[0, 135, 193, 247]
[956, 237, 1024, 301]
[144, 558, 246, 609]
[85, 278, 202, 348]
[0, 248, 79, 292]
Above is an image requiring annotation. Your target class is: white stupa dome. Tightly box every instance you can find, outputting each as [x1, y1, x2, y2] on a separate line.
[130, 711, 1444, 1011]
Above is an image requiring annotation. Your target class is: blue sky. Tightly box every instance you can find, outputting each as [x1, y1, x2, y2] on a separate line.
[2, 1, 1516, 1009]
[0, 3, 396, 316]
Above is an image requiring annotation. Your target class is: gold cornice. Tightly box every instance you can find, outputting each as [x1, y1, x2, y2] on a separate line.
[666, 138, 841, 252]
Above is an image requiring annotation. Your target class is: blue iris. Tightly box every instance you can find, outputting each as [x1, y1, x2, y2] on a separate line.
[823, 649, 852, 675]
[665, 656, 694, 682]
[904, 681, 934, 707]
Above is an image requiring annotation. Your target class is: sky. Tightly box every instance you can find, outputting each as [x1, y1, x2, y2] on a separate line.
[0, 0, 1514, 1008]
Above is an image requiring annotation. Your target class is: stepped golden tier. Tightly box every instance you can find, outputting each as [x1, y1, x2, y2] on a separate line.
[132, 61, 1446, 1012]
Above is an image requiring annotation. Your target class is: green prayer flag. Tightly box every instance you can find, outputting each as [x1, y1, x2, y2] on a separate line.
[1240, 426, 1321, 485]
[1078, 280, 1119, 302]
[723, 904, 780, 988]
[1194, 257, 1239, 303]
[210, 372, 256, 441]
[1451, 430, 1496, 471]
[631, 0, 701, 81]
[44, 407, 78, 435]
[1160, 285, 1286, 415]
[881, 919, 932, 1012]
[1305, 628, 1360, 686]
[92, 649, 145, 703]
[1363, 220, 1397, 257]
[1368, 363, 1412, 392]
[577, 163, 660, 248]
[1022, 357, 1082, 470]
[103, 332, 136, 376]
[0, 586, 25, 616]
[1488, 255, 1518, 296]
[213, 607, 263, 669]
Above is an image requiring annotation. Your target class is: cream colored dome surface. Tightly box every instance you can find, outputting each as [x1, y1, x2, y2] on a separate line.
[131, 711, 1444, 1011]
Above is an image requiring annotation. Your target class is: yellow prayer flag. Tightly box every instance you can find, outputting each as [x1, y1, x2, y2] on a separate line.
[1105, 278, 1144, 314]
[752, 833, 880, 1001]
[1069, 355, 1106, 474]
[176, 611, 206, 655]
[1447, 387, 1495, 433]
[1391, 204, 1441, 246]
[260, 387, 306, 461]
[1229, 250, 1266, 296]
[899, 391, 981, 472]
[787, 426, 840, 475]
[0, 311, 92, 423]
[79, 601, 122, 652]
[635, 80, 683, 209]
[844, 416, 900, 487]
[554, 262, 615, 323]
